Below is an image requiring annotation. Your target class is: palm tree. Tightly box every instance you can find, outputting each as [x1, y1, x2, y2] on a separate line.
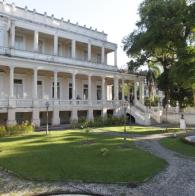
[146, 63, 161, 108]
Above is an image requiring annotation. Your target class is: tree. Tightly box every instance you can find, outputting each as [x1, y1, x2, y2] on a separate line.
[123, 0, 195, 107]
[146, 63, 161, 107]
[171, 46, 195, 106]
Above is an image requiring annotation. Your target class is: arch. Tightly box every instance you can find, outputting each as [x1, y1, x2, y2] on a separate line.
[126, 113, 136, 124]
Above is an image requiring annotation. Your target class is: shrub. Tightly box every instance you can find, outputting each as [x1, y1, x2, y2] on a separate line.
[6, 121, 34, 136]
[0, 126, 6, 137]
[71, 115, 126, 129]
[145, 96, 159, 107]
[90, 116, 104, 128]
[0, 121, 34, 137]
[84, 127, 91, 141]
[100, 148, 110, 157]
[80, 120, 89, 129]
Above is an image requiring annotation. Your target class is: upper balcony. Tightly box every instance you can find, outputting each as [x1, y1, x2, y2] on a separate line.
[0, 1, 118, 72]
[0, 22, 118, 71]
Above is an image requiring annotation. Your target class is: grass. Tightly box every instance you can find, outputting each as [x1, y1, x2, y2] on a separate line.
[0, 129, 166, 183]
[161, 137, 195, 157]
[95, 126, 166, 135]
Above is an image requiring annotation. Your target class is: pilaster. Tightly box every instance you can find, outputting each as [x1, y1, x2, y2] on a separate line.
[7, 108, 16, 126]
[71, 108, 78, 122]
[32, 108, 40, 127]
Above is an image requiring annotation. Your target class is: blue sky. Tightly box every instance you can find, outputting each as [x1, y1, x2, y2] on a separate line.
[6, 0, 143, 68]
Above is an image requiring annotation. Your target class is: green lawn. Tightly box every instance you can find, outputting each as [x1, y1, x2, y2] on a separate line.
[95, 126, 165, 135]
[0, 130, 166, 183]
[161, 137, 195, 157]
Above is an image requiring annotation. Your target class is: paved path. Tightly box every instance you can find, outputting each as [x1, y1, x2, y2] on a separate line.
[1, 132, 195, 196]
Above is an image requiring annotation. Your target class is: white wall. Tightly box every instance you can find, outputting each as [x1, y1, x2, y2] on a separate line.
[163, 113, 195, 126]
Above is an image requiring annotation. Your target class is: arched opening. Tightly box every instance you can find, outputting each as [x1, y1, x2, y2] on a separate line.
[126, 113, 136, 124]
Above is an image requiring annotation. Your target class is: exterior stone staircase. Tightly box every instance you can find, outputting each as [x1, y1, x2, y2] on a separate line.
[126, 101, 163, 126]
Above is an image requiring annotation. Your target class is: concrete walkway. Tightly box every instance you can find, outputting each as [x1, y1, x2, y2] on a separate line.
[1, 131, 195, 196]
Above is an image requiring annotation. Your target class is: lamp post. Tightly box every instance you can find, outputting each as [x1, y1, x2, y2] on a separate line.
[45, 101, 49, 135]
[123, 101, 129, 145]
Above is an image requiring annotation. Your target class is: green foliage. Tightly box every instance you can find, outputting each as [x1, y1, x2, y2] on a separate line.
[123, 0, 195, 107]
[100, 148, 110, 157]
[0, 126, 6, 137]
[70, 116, 125, 129]
[145, 96, 159, 107]
[0, 121, 34, 137]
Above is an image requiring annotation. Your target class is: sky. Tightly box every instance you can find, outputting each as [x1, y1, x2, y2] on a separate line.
[5, 0, 143, 68]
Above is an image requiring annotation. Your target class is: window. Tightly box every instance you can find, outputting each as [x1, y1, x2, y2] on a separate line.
[14, 79, 23, 98]
[107, 85, 113, 100]
[97, 53, 101, 64]
[83, 84, 88, 100]
[68, 45, 71, 57]
[97, 85, 102, 100]
[15, 35, 24, 50]
[37, 81, 43, 99]
[52, 82, 60, 99]
[84, 50, 88, 61]
[58, 43, 63, 56]
[69, 83, 72, 100]
[38, 40, 43, 53]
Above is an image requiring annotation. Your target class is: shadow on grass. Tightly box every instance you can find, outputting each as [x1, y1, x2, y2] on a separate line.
[0, 130, 167, 184]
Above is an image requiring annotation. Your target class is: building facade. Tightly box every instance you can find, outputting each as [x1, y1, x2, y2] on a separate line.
[0, 1, 147, 126]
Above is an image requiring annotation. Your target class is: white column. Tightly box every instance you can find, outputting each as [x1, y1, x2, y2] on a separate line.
[54, 71, 58, 99]
[140, 81, 145, 104]
[102, 76, 105, 102]
[71, 108, 78, 122]
[114, 77, 119, 100]
[122, 79, 125, 101]
[9, 66, 14, 98]
[10, 21, 15, 48]
[71, 40, 76, 58]
[102, 108, 107, 118]
[101, 46, 105, 64]
[134, 81, 137, 102]
[7, 109, 16, 126]
[54, 34, 58, 56]
[32, 108, 40, 127]
[52, 109, 60, 126]
[87, 108, 94, 121]
[88, 42, 91, 61]
[8, 66, 16, 126]
[114, 50, 117, 66]
[33, 68, 38, 99]
[34, 31, 39, 52]
[72, 72, 76, 100]
[88, 75, 92, 105]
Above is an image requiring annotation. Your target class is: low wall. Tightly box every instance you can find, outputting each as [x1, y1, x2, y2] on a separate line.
[162, 113, 195, 126]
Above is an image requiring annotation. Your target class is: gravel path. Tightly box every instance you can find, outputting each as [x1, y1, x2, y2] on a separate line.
[1, 132, 195, 196]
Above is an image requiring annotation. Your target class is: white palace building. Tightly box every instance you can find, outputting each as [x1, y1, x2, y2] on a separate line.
[0, 1, 152, 127]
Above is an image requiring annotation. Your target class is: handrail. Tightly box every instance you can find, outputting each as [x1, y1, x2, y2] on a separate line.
[0, 98, 125, 108]
[0, 46, 116, 70]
